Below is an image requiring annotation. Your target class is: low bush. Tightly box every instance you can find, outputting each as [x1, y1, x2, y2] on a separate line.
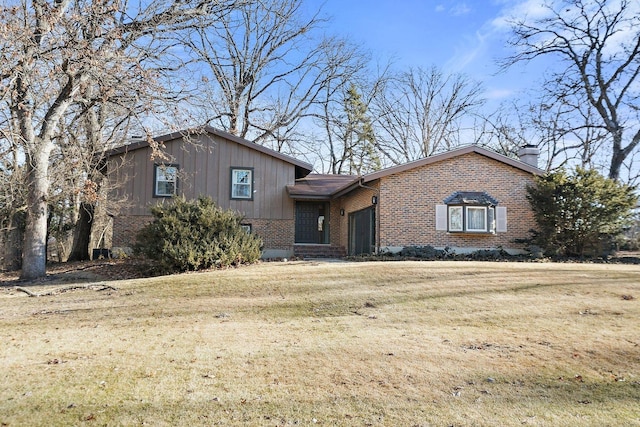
[134, 196, 262, 273]
[350, 246, 515, 262]
[398, 245, 447, 259]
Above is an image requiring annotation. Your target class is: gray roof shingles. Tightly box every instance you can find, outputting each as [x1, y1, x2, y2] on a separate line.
[286, 174, 358, 200]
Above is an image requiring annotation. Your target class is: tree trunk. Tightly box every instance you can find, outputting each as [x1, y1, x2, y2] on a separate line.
[90, 179, 111, 250]
[608, 131, 624, 181]
[20, 150, 51, 280]
[2, 212, 24, 271]
[68, 202, 94, 261]
[609, 151, 623, 181]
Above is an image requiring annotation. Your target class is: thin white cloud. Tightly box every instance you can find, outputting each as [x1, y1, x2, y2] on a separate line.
[491, 0, 552, 31]
[447, 0, 552, 73]
[485, 88, 514, 99]
[445, 30, 489, 73]
[434, 1, 472, 16]
[450, 2, 472, 16]
[493, 0, 640, 58]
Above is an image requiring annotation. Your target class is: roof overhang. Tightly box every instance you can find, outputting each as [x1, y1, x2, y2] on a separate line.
[361, 145, 543, 184]
[286, 174, 359, 200]
[444, 191, 499, 205]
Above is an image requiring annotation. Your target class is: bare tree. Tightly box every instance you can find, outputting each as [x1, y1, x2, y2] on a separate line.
[63, 99, 132, 262]
[475, 96, 609, 173]
[531, 96, 610, 171]
[0, 0, 237, 280]
[371, 66, 484, 164]
[502, 0, 640, 181]
[185, 0, 353, 151]
[305, 39, 384, 174]
[0, 133, 26, 270]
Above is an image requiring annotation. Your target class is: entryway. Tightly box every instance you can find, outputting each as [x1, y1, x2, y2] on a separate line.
[295, 202, 329, 244]
[349, 207, 375, 255]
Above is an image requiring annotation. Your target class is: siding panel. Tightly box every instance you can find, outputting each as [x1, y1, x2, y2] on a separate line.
[112, 132, 298, 221]
[110, 131, 300, 254]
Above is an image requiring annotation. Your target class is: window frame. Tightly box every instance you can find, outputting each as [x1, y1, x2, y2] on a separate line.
[230, 167, 254, 200]
[466, 206, 488, 232]
[448, 206, 464, 232]
[447, 205, 495, 234]
[153, 163, 179, 198]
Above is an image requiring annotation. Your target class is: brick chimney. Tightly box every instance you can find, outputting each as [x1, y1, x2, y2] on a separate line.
[517, 144, 540, 168]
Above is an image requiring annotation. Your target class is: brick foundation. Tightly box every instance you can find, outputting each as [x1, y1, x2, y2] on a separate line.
[244, 218, 295, 252]
[112, 215, 294, 256]
[112, 215, 153, 248]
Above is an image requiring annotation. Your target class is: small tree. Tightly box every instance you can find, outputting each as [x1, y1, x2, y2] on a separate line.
[135, 197, 263, 273]
[526, 168, 638, 257]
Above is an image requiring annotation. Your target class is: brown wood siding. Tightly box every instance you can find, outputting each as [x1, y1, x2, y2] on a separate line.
[109, 133, 296, 220]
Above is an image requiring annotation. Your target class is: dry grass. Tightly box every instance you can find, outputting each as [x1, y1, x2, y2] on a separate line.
[1, 260, 639, 426]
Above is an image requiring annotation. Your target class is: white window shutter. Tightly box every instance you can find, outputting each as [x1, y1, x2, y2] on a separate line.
[435, 205, 448, 230]
[488, 207, 495, 233]
[496, 206, 507, 232]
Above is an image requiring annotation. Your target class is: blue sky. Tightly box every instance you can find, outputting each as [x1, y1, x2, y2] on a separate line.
[319, 0, 546, 103]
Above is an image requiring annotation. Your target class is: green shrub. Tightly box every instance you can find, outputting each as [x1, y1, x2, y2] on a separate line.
[134, 196, 263, 273]
[526, 168, 638, 257]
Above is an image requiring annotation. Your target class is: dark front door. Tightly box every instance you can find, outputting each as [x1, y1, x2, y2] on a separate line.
[295, 202, 329, 244]
[349, 207, 375, 255]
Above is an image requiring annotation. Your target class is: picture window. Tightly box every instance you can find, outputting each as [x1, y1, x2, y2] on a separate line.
[447, 205, 494, 233]
[438, 191, 500, 234]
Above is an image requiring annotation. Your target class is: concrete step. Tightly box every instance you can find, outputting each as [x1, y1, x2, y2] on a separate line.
[294, 245, 346, 259]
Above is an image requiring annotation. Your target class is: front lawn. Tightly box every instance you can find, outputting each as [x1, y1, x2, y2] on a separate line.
[1, 260, 639, 426]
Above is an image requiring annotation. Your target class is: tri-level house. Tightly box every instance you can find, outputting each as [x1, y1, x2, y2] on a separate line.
[107, 126, 542, 258]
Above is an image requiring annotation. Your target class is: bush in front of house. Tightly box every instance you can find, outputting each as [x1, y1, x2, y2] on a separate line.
[134, 196, 263, 273]
[352, 246, 513, 262]
[526, 168, 638, 258]
[398, 245, 447, 259]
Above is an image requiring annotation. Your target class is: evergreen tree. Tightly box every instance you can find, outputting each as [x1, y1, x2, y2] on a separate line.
[343, 84, 380, 175]
[526, 168, 638, 257]
[134, 197, 263, 273]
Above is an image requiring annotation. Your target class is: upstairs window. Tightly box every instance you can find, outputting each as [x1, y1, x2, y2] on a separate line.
[436, 192, 506, 234]
[231, 167, 253, 200]
[154, 164, 178, 197]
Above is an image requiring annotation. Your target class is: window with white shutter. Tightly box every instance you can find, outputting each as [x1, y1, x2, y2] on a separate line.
[435, 205, 448, 230]
[435, 192, 506, 234]
[496, 206, 507, 232]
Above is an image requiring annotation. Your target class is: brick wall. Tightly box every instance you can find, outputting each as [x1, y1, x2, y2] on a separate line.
[328, 201, 343, 250]
[112, 214, 294, 254]
[336, 184, 379, 250]
[112, 215, 153, 248]
[376, 153, 535, 252]
[247, 218, 295, 251]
